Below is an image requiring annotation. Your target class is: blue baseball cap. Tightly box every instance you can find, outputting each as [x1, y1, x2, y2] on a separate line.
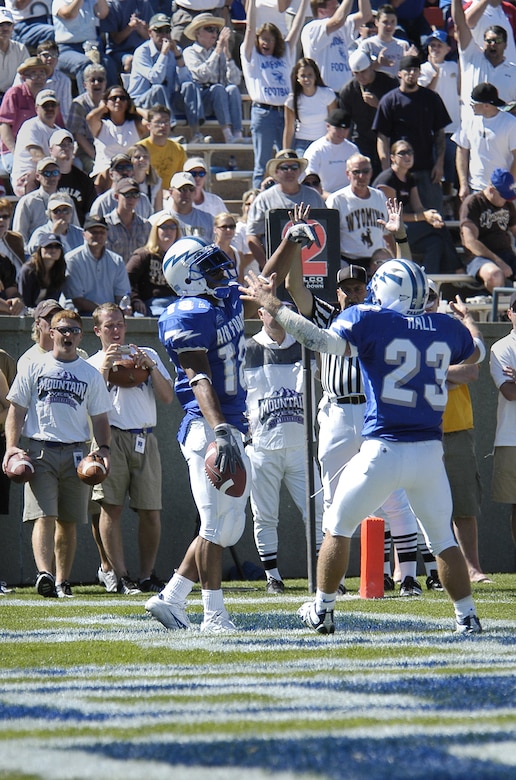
[426, 30, 449, 44]
[491, 168, 516, 201]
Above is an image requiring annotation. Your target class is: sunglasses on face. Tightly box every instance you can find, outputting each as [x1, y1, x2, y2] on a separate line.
[108, 95, 129, 102]
[121, 191, 140, 198]
[203, 26, 219, 33]
[277, 163, 300, 172]
[53, 326, 82, 335]
[349, 168, 371, 175]
[114, 164, 133, 172]
[396, 150, 413, 156]
[41, 169, 60, 178]
[159, 223, 178, 230]
[217, 223, 236, 229]
[154, 26, 171, 33]
[190, 170, 206, 177]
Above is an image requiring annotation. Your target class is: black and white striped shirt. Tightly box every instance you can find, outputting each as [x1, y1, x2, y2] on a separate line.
[311, 296, 363, 399]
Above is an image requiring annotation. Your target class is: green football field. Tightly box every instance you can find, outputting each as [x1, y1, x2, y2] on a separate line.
[1, 575, 515, 780]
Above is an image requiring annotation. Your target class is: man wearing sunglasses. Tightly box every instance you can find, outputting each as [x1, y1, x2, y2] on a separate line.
[105, 177, 151, 262]
[247, 149, 326, 267]
[12, 157, 63, 244]
[452, 0, 516, 118]
[183, 156, 226, 217]
[3, 309, 112, 600]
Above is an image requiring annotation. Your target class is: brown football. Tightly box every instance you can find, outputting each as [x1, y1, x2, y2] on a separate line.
[204, 441, 247, 498]
[6, 452, 35, 484]
[77, 453, 109, 486]
[108, 358, 149, 388]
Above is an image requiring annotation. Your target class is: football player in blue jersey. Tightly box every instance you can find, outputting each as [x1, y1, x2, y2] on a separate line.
[241, 249, 485, 636]
[145, 232, 307, 632]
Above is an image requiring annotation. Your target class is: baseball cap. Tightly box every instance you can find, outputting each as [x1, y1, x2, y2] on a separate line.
[471, 82, 506, 107]
[184, 156, 207, 172]
[34, 299, 63, 320]
[170, 171, 196, 189]
[426, 30, 448, 44]
[326, 109, 351, 128]
[399, 55, 421, 71]
[49, 129, 73, 146]
[0, 8, 14, 23]
[37, 232, 63, 248]
[36, 156, 58, 172]
[348, 49, 371, 73]
[109, 153, 132, 170]
[35, 89, 58, 107]
[491, 168, 516, 200]
[83, 214, 108, 230]
[114, 177, 140, 194]
[337, 265, 367, 285]
[48, 192, 74, 210]
[150, 211, 180, 228]
[149, 13, 171, 29]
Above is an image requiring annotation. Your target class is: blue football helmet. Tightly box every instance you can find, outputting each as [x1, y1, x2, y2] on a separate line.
[370, 259, 428, 316]
[162, 236, 237, 299]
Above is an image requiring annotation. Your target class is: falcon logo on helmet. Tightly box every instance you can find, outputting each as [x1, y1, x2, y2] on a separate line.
[162, 236, 237, 299]
[370, 259, 428, 316]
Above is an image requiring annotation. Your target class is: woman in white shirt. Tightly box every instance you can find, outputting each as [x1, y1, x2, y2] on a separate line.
[283, 58, 336, 156]
[241, 0, 310, 188]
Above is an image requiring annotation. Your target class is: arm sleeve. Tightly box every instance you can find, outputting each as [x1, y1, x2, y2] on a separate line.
[275, 305, 347, 355]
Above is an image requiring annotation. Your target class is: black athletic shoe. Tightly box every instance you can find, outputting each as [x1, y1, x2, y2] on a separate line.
[117, 575, 142, 595]
[36, 571, 58, 598]
[138, 573, 166, 593]
[384, 574, 395, 591]
[426, 571, 444, 591]
[399, 576, 423, 597]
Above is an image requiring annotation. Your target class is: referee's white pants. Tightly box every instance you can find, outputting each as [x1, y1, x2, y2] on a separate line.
[324, 438, 456, 556]
[249, 445, 324, 558]
[180, 418, 250, 548]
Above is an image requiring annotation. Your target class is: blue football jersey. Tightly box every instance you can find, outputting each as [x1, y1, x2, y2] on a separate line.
[329, 304, 476, 441]
[158, 284, 248, 441]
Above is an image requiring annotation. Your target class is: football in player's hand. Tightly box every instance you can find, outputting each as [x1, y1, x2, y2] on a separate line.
[77, 453, 109, 486]
[108, 358, 149, 388]
[204, 441, 247, 497]
[6, 452, 35, 483]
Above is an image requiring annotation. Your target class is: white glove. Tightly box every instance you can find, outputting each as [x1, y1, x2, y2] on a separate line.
[285, 222, 320, 249]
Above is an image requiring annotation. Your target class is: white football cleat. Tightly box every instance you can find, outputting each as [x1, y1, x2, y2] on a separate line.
[200, 609, 237, 633]
[145, 594, 191, 629]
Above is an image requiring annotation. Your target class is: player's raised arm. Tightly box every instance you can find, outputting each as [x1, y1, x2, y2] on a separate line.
[240, 271, 347, 356]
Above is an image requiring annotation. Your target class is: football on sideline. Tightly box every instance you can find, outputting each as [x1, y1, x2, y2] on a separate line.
[77, 453, 109, 486]
[204, 441, 246, 497]
[5, 452, 35, 483]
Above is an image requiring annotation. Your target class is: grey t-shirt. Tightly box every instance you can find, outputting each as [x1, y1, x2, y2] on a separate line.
[247, 184, 326, 239]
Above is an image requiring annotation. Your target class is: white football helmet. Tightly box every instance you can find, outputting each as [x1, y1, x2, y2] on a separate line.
[370, 259, 428, 316]
[162, 236, 236, 299]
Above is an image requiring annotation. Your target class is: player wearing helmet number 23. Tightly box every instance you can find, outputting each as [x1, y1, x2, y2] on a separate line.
[240, 256, 486, 637]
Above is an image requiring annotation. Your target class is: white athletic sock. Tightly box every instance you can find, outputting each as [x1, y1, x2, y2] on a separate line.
[161, 573, 193, 603]
[315, 589, 336, 614]
[453, 595, 476, 622]
[266, 568, 282, 582]
[202, 588, 225, 614]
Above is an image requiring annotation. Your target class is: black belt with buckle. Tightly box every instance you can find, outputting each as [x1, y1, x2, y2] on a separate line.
[336, 395, 366, 405]
[34, 440, 84, 448]
[253, 102, 284, 112]
[112, 426, 153, 435]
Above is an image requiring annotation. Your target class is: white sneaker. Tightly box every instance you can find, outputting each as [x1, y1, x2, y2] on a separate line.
[455, 614, 482, 635]
[145, 594, 191, 629]
[97, 566, 117, 593]
[191, 132, 204, 144]
[200, 609, 237, 633]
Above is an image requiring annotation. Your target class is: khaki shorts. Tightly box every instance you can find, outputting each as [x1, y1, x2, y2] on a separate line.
[443, 429, 481, 517]
[24, 441, 89, 524]
[92, 428, 162, 510]
[492, 446, 516, 504]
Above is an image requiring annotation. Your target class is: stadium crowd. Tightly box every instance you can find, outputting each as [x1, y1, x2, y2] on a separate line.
[0, 0, 515, 630]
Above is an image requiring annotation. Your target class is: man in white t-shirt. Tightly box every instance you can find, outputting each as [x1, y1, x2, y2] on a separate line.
[301, 0, 372, 93]
[453, 83, 516, 200]
[4, 310, 111, 599]
[452, 0, 516, 117]
[304, 108, 359, 198]
[326, 152, 391, 268]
